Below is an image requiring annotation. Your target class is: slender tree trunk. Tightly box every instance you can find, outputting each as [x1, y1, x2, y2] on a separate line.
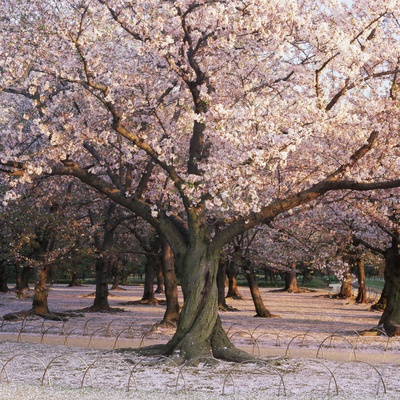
[379, 242, 400, 336]
[226, 262, 243, 299]
[31, 265, 51, 315]
[0, 261, 9, 292]
[155, 260, 164, 294]
[355, 258, 367, 303]
[159, 238, 179, 326]
[246, 270, 272, 317]
[15, 266, 31, 292]
[140, 236, 160, 303]
[68, 270, 82, 287]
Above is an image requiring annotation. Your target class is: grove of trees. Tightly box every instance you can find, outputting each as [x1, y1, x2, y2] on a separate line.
[0, 0, 399, 362]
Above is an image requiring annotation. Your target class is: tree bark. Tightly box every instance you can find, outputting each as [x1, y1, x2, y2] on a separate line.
[355, 258, 367, 303]
[337, 271, 353, 299]
[151, 244, 254, 363]
[31, 265, 51, 315]
[217, 259, 229, 310]
[245, 270, 272, 317]
[141, 257, 157, 303]
[0, 261, 9, 292]
[15, 266, 31, 292]
[284, 261, 300, 292]
[92, 258, 111, 311]
[155, 259, 164, 294]
[110, 258, 124, 290]
[68, 270, 82, 287]
[159, 238, 180, 326]
[370, 282, 388, 311]
[226, 262, 243, 299]
[140, 236, 160, 304]
[379, 242, 400, 336]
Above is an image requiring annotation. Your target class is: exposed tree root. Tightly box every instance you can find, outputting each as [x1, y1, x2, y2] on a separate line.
[121, 299, 160, 305]
[225, 294, 244, 300]
[369, 302, 386, 312]
[2, 309, 82, 321]
[77, 305, 125, 313]
[110, 285, 127, 291]
[254, 312, 280, 318]
[218, 304, 239, 312]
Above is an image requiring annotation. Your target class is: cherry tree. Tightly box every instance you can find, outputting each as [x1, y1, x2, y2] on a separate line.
[1, 0, 400, 361]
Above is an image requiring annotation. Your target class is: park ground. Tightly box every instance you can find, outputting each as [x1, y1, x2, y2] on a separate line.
[1, 284, 400, 399]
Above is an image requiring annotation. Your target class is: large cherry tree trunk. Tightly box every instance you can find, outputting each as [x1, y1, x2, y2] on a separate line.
[158, 243, 253, 363]
[379, 241, 400, 336]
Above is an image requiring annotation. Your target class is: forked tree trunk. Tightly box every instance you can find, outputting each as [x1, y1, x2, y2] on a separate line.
[159, 238, 179, 326]
[31, 265, 51, 315]
[379, 242, 400, 336]
[246, 270, 272, 317]
[158, 244, 253, 363]
[355, 258, 367, 304]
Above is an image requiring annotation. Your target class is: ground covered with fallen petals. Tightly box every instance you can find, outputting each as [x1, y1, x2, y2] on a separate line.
[1, 284, 399, 399]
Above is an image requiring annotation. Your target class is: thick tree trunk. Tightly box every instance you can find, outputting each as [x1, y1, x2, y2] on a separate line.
[153, 245, 254, 363]
[379, 243, 400, 336]
[110, 258, 124, 290]
[0, 261, 9, 292]
[31, 265, 51, 315]
[92, 258, 111, 311]
[337, 272, 353, 298]
[246, 270, 272, 317]
[284, 261, 300, 292]
[355, 258, 367, 304]
[226, 262, 243, 299]
[159, 238, 180, 326]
